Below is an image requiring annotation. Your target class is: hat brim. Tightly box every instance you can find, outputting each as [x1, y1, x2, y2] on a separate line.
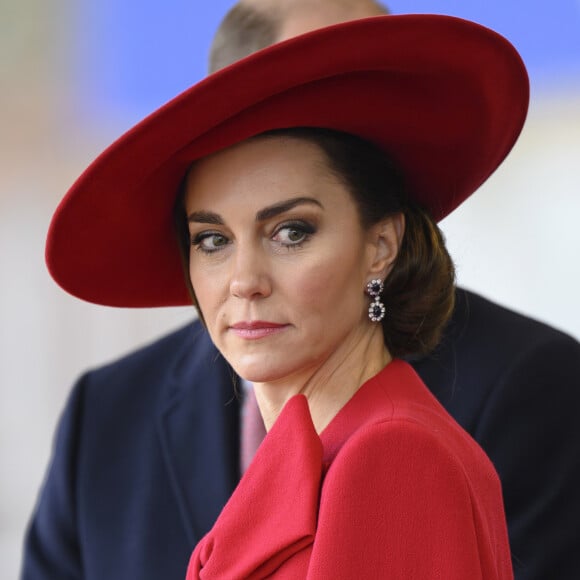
[46, 14, 529, 307]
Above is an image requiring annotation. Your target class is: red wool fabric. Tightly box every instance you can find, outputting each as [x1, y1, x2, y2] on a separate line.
[187, 360, 513, 579]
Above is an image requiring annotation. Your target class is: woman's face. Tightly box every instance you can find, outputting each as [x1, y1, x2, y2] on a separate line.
[184, 136, 388, 383]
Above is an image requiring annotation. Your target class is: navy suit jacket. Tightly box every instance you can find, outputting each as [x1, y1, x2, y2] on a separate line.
[21, 289, 580, 579]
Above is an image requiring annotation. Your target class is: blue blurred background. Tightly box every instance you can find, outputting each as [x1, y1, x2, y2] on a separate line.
[1, 1, 578, 576]
[75, 1, 580, 124]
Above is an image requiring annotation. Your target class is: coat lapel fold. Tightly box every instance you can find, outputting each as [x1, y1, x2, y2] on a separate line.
[187, 395, 323, 579]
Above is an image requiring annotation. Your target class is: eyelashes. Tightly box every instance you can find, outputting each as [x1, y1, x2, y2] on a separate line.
[191, 220, 317, 255]
[191, 231, 229, 253]
[271, 220, 316, 248]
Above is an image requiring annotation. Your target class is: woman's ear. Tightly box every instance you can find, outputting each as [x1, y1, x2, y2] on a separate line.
[366, 212, 405, 278]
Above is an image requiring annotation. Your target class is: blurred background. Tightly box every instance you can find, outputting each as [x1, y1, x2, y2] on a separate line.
[1, 0, 578, 576]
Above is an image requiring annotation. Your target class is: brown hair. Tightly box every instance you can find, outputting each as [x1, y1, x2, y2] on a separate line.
[174, 128, 455, 359]
[209, 3, 279, 73]
[209, 0, 389, 73]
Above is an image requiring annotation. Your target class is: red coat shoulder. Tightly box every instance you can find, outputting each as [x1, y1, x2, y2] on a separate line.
[312, 400, 513, 578]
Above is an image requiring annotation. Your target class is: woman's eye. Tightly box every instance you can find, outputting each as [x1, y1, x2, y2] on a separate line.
[192, 232, 229, 253]
[280, 227, 306, 244]
[272, 222, 315, 247]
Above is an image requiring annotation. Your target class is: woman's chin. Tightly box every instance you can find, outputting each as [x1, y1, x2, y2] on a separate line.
[231, 355, 299, 385]
[234, 366, 285, 385]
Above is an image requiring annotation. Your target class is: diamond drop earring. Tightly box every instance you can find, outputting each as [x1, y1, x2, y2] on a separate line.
[365, 279, 386, 322]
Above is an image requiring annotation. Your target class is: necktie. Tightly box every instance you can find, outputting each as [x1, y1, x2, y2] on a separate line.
[240, 384, 267, 474]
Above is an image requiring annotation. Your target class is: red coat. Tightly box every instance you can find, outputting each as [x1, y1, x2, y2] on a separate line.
[187, 359, 513, 579]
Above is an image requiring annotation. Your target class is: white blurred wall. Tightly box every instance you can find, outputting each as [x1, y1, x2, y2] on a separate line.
[1, 1, 579, 578]
[442, 92, 580, 333]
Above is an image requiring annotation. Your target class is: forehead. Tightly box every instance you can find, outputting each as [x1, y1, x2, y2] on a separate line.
[184, 135, 338, 209]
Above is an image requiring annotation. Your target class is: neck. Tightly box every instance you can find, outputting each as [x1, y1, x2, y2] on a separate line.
[253, 323, 391, 433]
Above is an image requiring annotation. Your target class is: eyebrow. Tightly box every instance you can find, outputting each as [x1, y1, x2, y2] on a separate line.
[255, 197, 323, 222]
[187, 211, 224, 225]
[187, 196, 323, 224]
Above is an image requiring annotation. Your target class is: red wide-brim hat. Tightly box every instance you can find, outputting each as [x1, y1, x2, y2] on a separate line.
[46, 14, 529, 307]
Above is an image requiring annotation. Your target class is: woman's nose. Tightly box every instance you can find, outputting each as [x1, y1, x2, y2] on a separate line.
[229, 245, 272, 300]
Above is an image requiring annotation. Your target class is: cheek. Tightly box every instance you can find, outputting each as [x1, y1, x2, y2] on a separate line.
[288, 249, 366, 317]
[189, 262, 225, 319]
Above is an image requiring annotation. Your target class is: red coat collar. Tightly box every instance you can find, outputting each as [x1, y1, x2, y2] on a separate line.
[187, 360, 424, 578]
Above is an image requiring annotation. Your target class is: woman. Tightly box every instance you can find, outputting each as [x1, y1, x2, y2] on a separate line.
[45, 14, 528, 579]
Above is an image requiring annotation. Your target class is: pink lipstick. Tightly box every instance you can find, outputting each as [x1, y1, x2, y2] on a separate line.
[229, 321, 288, 340]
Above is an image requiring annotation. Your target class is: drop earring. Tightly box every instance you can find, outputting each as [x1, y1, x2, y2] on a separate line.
[365, 279, 386, 322]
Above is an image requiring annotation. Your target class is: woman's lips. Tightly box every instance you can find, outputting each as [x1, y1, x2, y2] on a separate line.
[229, 321, 289, 340]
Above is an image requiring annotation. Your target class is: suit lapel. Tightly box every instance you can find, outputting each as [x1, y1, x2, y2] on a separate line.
[156, 323, 240, 545]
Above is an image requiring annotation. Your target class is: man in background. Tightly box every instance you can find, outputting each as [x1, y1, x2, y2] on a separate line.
[21, 2, 580, 579]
